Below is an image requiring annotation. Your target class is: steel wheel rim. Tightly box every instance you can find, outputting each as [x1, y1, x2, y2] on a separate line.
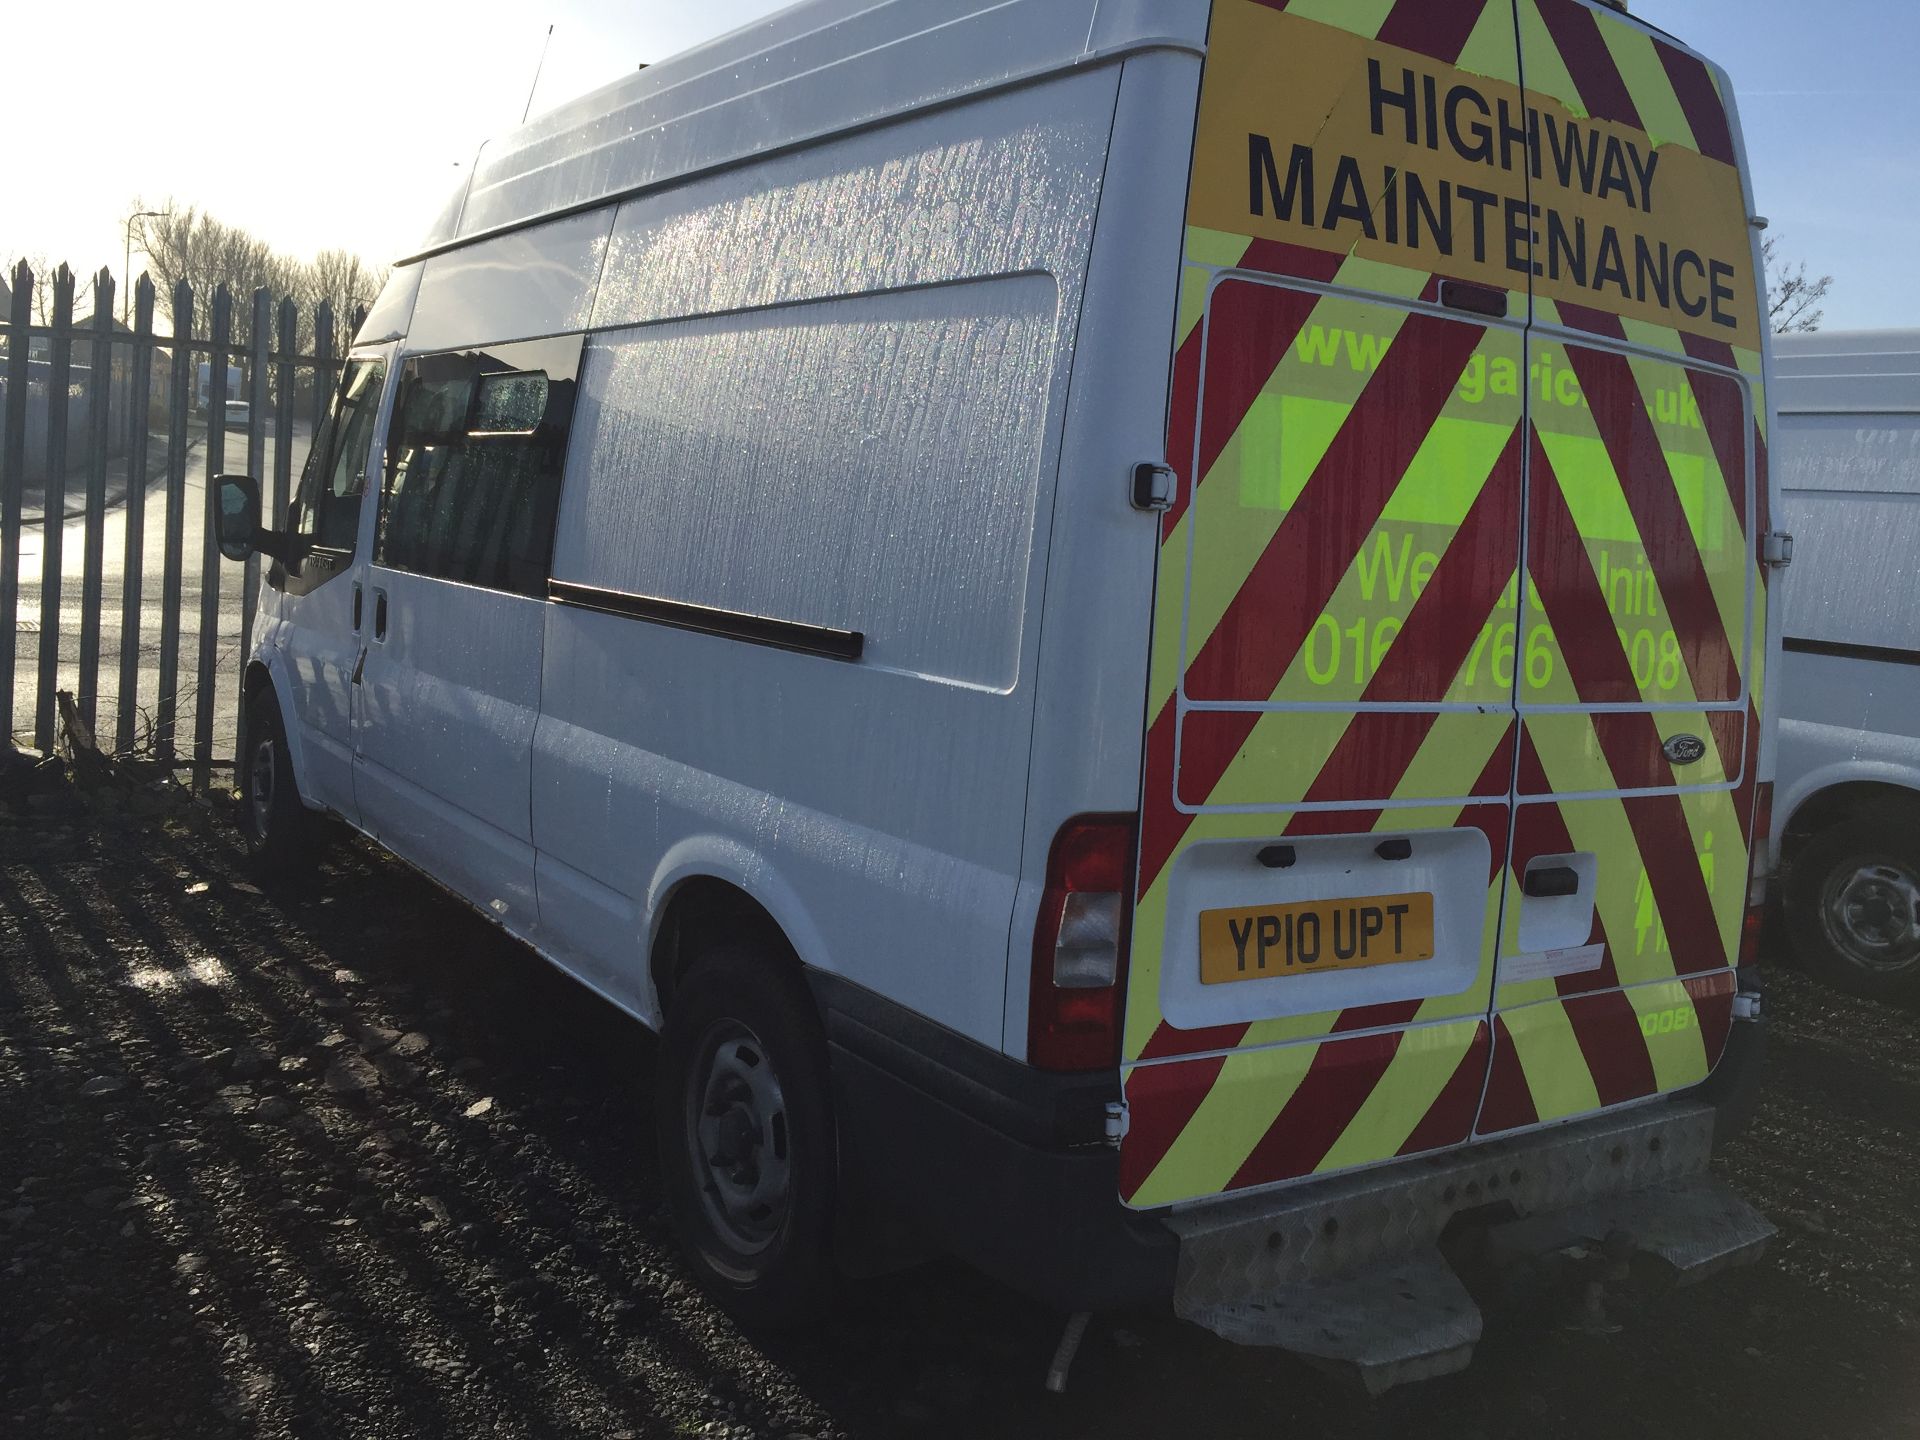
[1820, 856, 1920, 974]
[685, 1019, 791, 1257]
[249, 737, 276, 837]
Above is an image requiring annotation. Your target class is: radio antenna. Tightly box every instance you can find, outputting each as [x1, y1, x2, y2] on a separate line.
[521, 24, 554, 124]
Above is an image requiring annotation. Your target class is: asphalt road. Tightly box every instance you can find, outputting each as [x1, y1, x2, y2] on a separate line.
[2, 803, 1916, 1439]
[7, 422, 313, 759]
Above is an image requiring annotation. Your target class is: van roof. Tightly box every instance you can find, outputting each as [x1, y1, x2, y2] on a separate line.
[1774, 330, 1920, 416]
[409, 0, 1211, 262]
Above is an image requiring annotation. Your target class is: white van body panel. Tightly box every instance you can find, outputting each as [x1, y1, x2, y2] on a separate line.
[356, 263, 423, 345]
[271, 345, 401, 823]
[348, 215, 613, 933]
[1771, 330, 1920, 868]
[405, 209, 610, 354]
[352, 581, 548, 935]
[423, 0, 1210, 250]
[532, 67, 1124, 1048]
[1000, 46, 1204, 1058]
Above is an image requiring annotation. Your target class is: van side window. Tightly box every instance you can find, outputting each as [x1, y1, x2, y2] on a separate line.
[291, 357, 386, 552]
[377, 336, 582, 597]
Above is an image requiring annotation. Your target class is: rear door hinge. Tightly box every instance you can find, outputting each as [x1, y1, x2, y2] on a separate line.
[1763, 531, 1794, 567]
[1132, 461, 1176, 513]
[1104, 1100, 1129, 1146]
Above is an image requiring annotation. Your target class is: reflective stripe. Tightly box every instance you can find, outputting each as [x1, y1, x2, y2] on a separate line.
[1500, 994, 1602, 1123]
[1599, 22, 1698, 153]
[1282, 0, 1399, 37]
[1127, 1030, 1317, 1209]
[1621, 976, 1712, 1092]
[1313, 1018, 1483, 1174]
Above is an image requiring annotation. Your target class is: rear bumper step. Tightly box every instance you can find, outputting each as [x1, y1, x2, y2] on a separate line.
[1170, 1101, 1774, 1393]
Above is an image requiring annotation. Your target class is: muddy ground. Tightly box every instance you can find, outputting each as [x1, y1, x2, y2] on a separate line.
[3, 803, 1916, 1439]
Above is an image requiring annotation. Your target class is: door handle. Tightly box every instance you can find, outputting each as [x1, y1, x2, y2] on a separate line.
[1523, 865, 1581, 899]
[352, 582, 363, 633]
[373, 589, 388, 642]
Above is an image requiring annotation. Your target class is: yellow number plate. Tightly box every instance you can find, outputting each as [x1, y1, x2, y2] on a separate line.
[1199, 892, 1435, 985]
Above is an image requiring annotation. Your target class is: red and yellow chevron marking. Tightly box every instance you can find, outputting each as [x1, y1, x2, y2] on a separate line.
[1124, 275, 1526, 1203]
[1481, 970, 1735, 1134]
[1123, 787, 1511, 1208]
[1517, 0, 1757, 349]
[1196, 1, 1761, 348]
[1489, 323, 1759, 1125]
[1118, 0, 1765, 1208]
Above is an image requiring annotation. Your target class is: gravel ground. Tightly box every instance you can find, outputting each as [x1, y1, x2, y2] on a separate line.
[3, 803, 1917, 1439]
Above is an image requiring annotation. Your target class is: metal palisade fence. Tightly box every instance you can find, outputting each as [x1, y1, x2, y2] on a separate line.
[1, 260, 362, 787]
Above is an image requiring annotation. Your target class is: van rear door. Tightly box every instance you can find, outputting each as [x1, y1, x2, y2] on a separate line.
[1119, 0, 1531, 1210]
[1118, 0, 1771, 1208]
[1481, 0, 1768, 1133]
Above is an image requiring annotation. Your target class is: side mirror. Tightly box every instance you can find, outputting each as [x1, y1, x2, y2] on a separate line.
[216, 474, 261, 561]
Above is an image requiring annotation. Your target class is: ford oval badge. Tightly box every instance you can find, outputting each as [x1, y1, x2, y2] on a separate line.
[1663, 733, 1707, 766]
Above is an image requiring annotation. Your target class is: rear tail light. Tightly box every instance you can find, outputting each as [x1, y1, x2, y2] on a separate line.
[1738, 781, 1776, 972]
[1028, 814, 1136, 1072]
[1750, 781, 1775, 853]
[1737, 897, 1767, 970]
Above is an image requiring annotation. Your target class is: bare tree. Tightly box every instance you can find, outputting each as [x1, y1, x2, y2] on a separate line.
[130, 199, 387, 349]
[1764, 235, 1832, 334]
[300, 248, 386, 339]
[5, 254, 98, 327]
[137, 204, 283, 345]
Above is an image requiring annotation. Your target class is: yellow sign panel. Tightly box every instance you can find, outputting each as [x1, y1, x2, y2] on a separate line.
[1199, 891, 1436, 984]
[1187, 2, 1760, 350]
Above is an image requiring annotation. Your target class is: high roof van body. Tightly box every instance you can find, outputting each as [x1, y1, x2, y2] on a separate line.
[216, 0, 1784, 1390]
[1770, 330, 1920, 999]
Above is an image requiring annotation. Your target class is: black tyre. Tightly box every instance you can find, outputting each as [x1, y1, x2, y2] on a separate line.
[656, 946, 836, 1327]
[239, 687, 316, 877]
[1787, 817, 1920, 1002]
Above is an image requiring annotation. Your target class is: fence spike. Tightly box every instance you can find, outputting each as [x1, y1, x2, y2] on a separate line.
[34, 266, 78, 751]
[1, 259, 33, 743]
[156, 280, 194, 760]
[75, 271, 117, 731]
[115, 271, 158, 755]
[238, 288, 272, 727]
[193, 285, 233, 788]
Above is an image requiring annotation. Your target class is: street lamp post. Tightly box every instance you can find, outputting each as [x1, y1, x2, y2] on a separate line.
[122, 210, 168, 322]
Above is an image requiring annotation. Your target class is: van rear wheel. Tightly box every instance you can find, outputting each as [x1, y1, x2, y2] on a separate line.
[1788, 817, 1920, 1002]
[656, 946, 835, 1326]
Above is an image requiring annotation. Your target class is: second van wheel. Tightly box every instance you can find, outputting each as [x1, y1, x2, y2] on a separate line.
[656, 945, 836, 1327]
[1788, 816, 1920, 1002]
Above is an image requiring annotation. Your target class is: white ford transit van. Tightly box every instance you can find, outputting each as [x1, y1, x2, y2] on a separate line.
[1771, 330, 1920, 1001]
[214, 0, 1782, 1390]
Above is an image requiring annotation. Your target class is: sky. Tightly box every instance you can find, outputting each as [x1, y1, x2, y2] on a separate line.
[4, 0, 1913, 330]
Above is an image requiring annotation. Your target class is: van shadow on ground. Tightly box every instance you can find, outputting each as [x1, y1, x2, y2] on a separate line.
[2, 809, 1915, 1439]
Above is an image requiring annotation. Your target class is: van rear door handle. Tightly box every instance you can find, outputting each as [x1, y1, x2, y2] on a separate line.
[1523, 865, 1580, 898]
[352, 582, 363, 633]
[373, 589, 388, 642]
